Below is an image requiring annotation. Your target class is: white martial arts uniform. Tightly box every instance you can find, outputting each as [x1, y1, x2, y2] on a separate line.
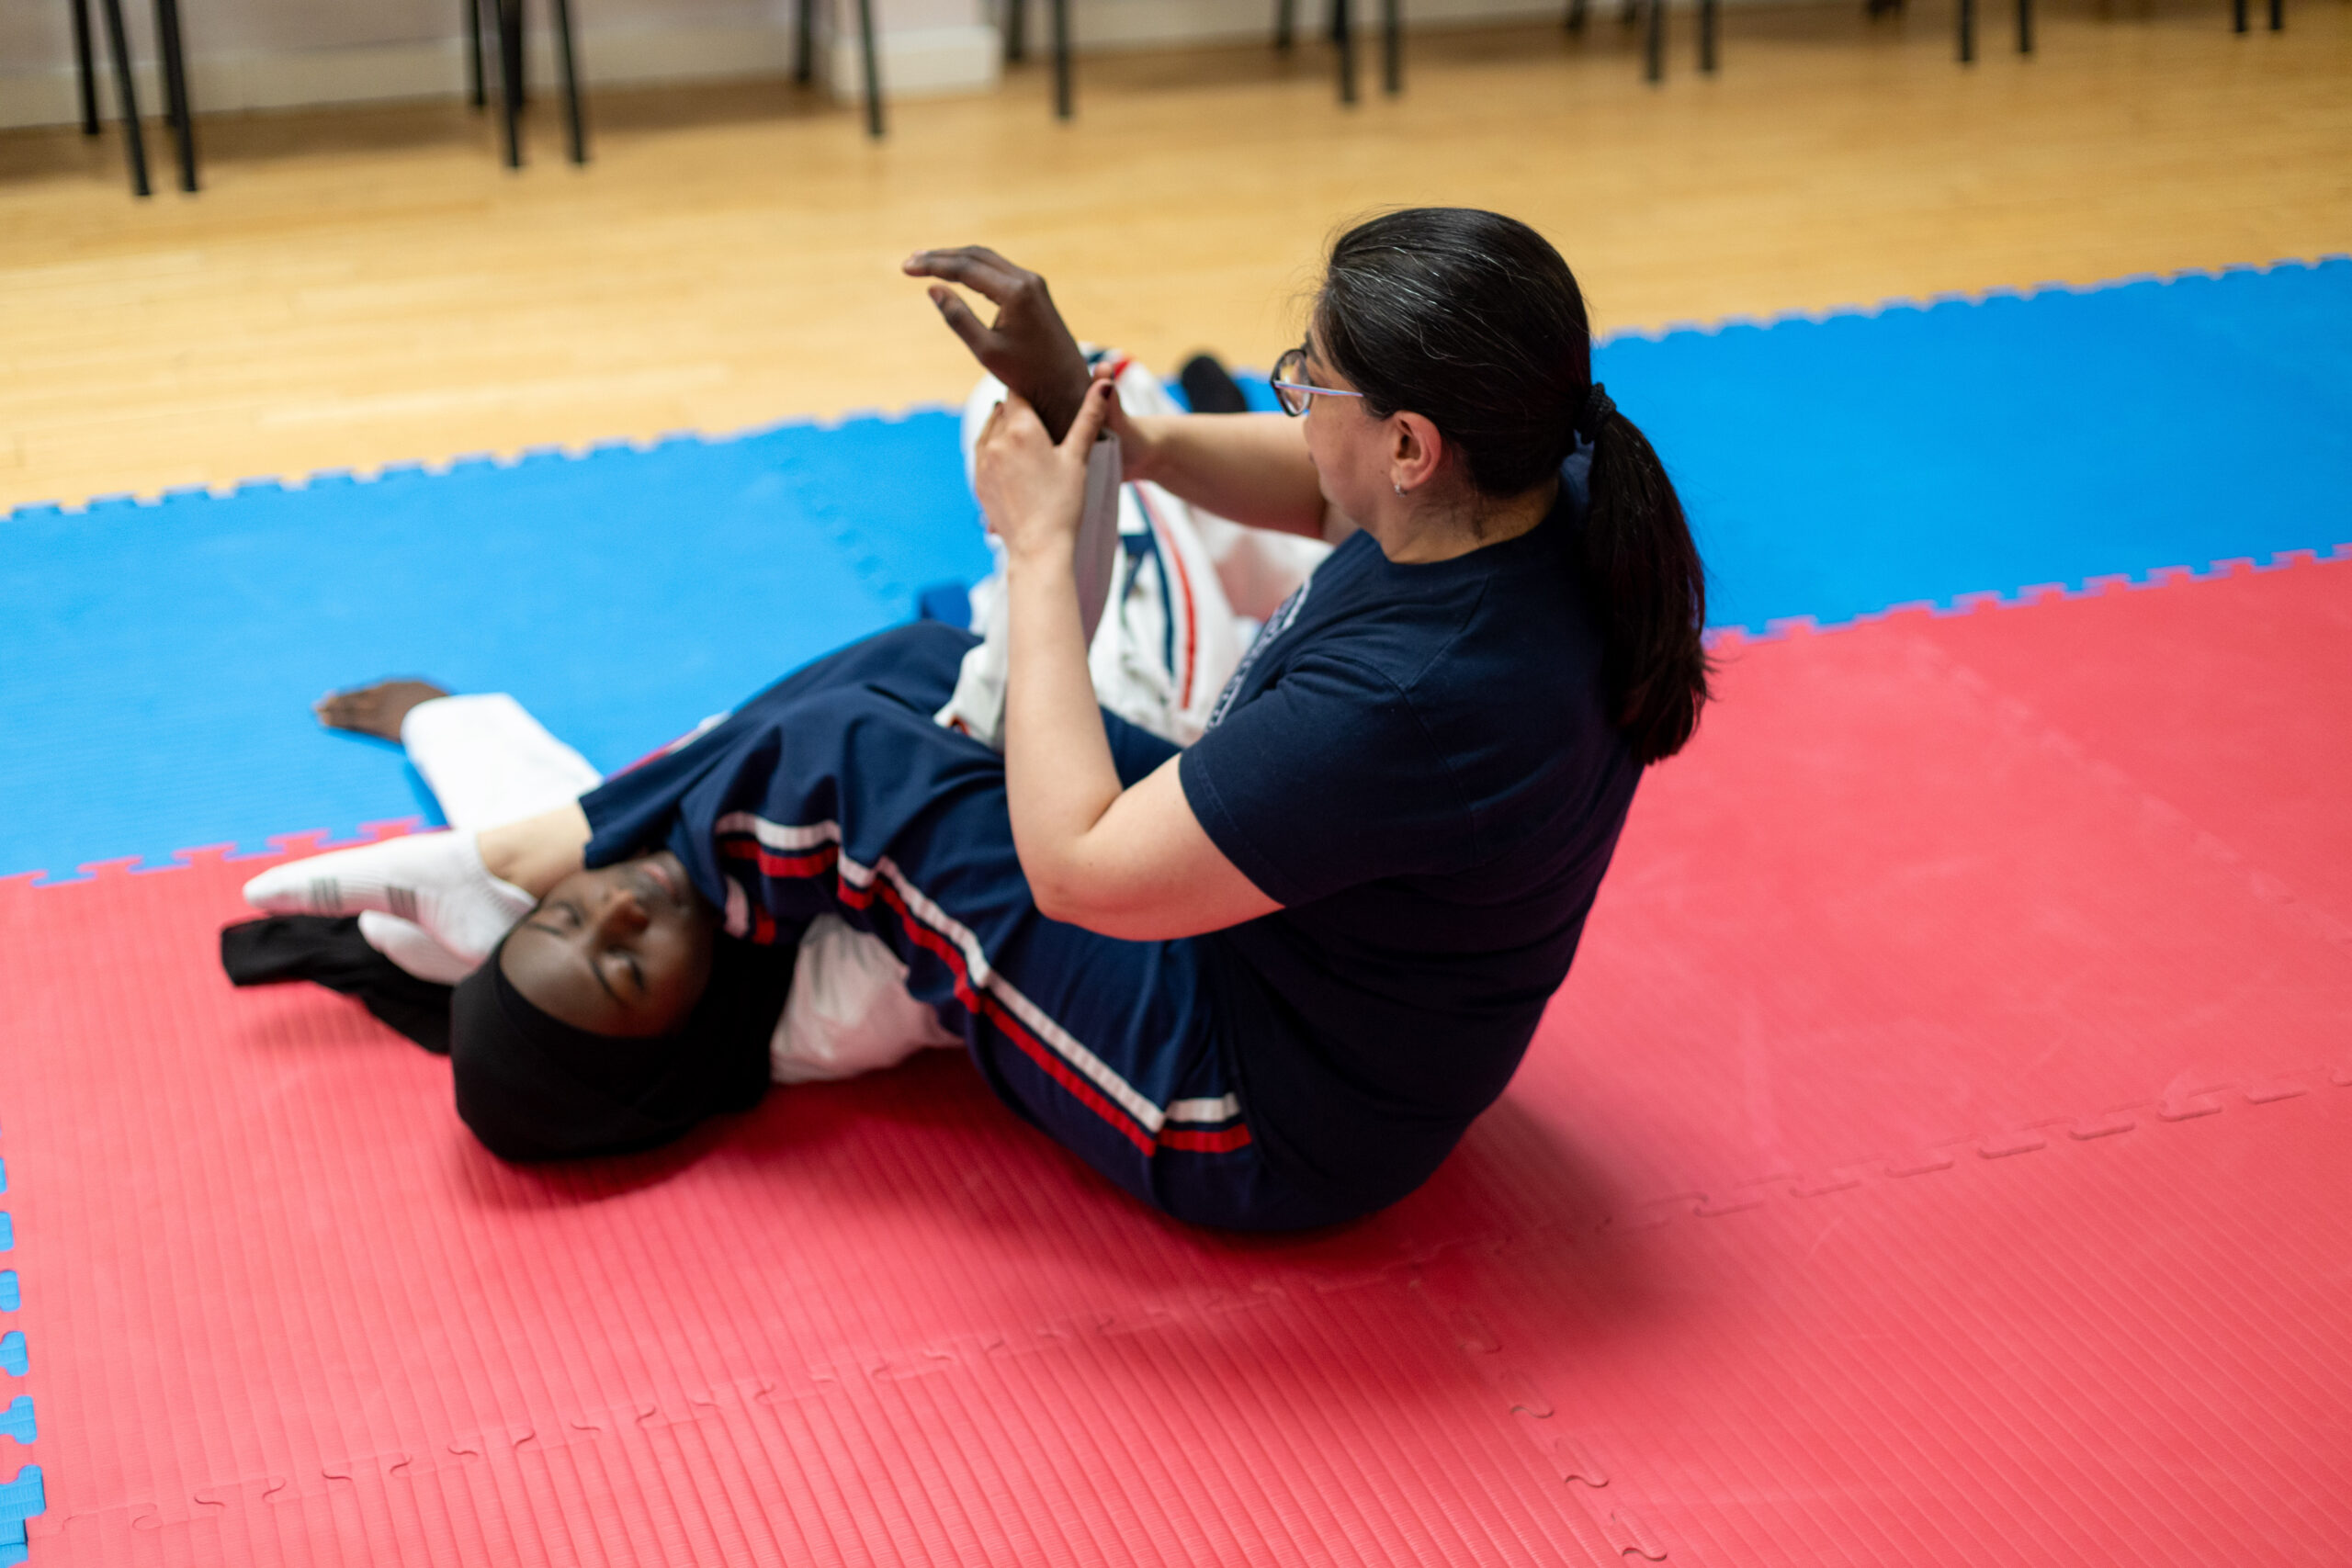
[934, 355, 1335, 749]
[362, 358, 1329, 1086]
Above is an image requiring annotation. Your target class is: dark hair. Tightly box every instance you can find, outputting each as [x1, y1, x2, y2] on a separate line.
[1314, 208, 1712, 764]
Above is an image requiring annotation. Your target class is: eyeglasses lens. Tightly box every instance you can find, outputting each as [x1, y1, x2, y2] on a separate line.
[1272, 350, 1307, 416]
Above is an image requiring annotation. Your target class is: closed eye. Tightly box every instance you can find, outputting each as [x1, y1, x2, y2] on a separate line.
[532, 899, 584, 931]
[606, 949, 647, 997]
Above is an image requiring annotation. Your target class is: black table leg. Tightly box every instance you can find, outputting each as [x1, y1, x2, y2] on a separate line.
[795, 0, 815, 79]
[2017, 0, 2031, 51]
[1565, 0, 1587, 30]
[1006, 0, 1026, 61]
[2268, 0, 2281, 28]
[1276, 0, 1295, 48]
[859, 0, 887, 135]
[1644, 0, 1663, 82]
[495, 0, 524, 166]
[2231, 0, 2246, 28]
[1336, 0, 1356, 102]
[551, 0, 586, 162]
[153, 0, 198, 191]
[72, 0, 102, 134]
[1051, 0, 1071, 118]
[1958, 0, 1975, 61]
[1381, 0, 1399, 94]
[96, 0, 150, 196]
[1700, 0, 1716, 71]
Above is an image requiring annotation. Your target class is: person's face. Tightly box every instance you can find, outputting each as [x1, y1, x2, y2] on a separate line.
[1295, 334, 1391, 528]
[498, 851, 718, 1038]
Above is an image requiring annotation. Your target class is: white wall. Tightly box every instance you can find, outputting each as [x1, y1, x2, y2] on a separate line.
[0, 0, 1606, 129]
[0, 0, 998, 125]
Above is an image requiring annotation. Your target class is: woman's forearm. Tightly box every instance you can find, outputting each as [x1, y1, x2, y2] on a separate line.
[1001, 540, 1125, 921]
[1127, 412, 1331, 537]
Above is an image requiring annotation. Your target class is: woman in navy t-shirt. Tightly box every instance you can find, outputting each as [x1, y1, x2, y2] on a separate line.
[408, 208, 1711, 1227]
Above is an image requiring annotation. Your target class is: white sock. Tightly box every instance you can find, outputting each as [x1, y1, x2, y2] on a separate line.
[356, 910, 480, 986]
[243, 830, 537, 965]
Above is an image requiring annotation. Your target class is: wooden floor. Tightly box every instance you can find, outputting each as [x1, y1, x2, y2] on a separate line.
[3, 0, 2346, 510]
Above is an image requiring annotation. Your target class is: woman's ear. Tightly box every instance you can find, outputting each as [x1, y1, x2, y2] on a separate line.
[1390, 412, 1445, 492]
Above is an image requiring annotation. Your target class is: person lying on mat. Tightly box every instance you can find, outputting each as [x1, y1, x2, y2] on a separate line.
[226, 354, 1297, 1102]
[237, 207, 1711, 1231]
[227, 345, 1313, 1110]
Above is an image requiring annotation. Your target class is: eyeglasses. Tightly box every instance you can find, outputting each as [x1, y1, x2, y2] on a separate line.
[1270, 347, 1365, 417]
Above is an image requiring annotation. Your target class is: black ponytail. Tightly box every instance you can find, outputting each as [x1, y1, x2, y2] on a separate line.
[1316, 208, 1712, 764]
[1583, 406, 1711, 763]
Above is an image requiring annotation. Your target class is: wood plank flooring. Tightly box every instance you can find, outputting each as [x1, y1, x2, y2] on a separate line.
[2, 0, 2346, 509]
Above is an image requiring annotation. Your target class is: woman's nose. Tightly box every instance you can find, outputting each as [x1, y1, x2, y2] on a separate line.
[592, 886, 651, 938]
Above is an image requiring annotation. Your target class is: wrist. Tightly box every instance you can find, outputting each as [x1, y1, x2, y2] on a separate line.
[1001, 527, 1078, 576]
[1122, 416, 1173, 484]
[1032, 367, 1093, 444]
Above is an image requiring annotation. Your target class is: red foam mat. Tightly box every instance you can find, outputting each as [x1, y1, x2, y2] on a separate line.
[5, 559, 2349, 1566]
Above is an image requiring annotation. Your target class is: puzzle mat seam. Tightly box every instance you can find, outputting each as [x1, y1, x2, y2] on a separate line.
[17, 1078, 2340, 1556]
[6, 254, 2341, 519]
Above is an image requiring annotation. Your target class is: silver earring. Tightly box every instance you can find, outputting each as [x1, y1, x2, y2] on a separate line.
[1393, 482, 1406, 496]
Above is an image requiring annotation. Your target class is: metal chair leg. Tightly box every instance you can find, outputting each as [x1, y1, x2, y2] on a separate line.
[1699, 0, 1716, 71]
[2268, 0, 2281, 28]
[1051, 0, 1071, 118]
[96, 0, 150, 196]
[1336, 0, 1357, 102]
[1381, 0, 1399, 94]
[465, 0, 486, 107]
[495, 0, 524, 166]
[1276, 0, 1295, 49]
[1958, 0, 1975, 61]
[71, 0, 102, 134]
[2017, 0, 2031, 51]
[1006, 0, 1026, 62]
[859, 0, 887, 136]
[153, 0, 198, 191]
[551, 0, 586, 162]
[794, 0, 814, 80]
[1644, 0, 1663, 81]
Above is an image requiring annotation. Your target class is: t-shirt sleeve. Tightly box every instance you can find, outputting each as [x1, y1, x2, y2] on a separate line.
[1178, 652, 1473, 908]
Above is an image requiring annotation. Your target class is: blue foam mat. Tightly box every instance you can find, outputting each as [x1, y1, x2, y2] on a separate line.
[3, 261, 2346, 881]
[2, 416, 990, 881]
[1608, 260, 2352, 635]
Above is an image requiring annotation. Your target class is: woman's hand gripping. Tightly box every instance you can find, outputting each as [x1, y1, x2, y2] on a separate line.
[971, 378, 1118, 568]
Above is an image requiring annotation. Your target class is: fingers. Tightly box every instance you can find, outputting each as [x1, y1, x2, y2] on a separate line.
[927, 285, 995, 355]
[904, 246, 1031, 305]
[1061, 377, 1116, 452]
[995, 390, 1047, 438]
[977, 393, 1051, 457]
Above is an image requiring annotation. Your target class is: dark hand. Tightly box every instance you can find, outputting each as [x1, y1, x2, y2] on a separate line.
[904, 246, 1093, 442]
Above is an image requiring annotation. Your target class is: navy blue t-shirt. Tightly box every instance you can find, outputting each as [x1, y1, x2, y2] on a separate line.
[1179, 451, 1640, 1212]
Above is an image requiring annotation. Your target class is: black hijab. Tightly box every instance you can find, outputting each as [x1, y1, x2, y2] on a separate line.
[221, 914, 791, 1161]
[221, 914, 456, 1053]
[448, 931, 789, 1162]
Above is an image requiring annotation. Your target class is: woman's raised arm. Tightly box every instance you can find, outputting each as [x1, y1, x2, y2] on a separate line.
[978, 385, 1283, 941]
